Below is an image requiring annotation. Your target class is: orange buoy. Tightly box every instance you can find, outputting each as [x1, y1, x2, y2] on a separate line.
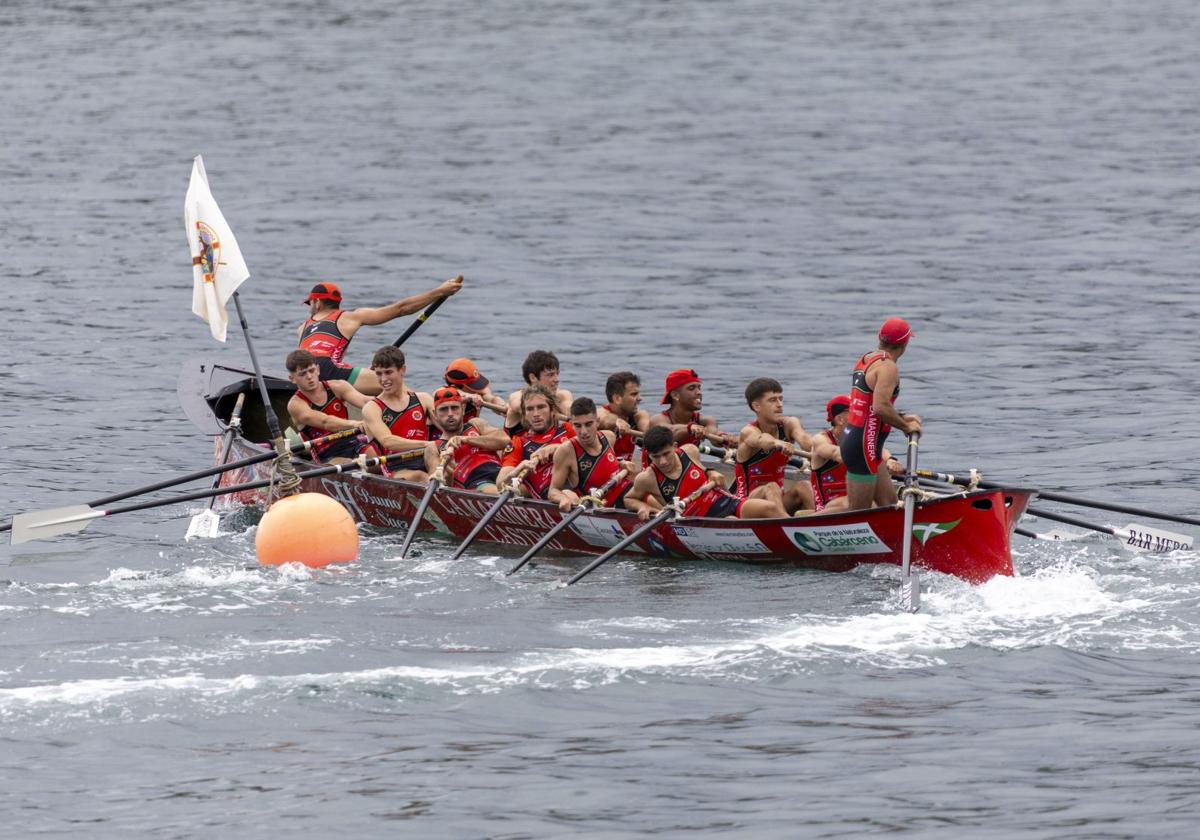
[255, 492, 358, 568]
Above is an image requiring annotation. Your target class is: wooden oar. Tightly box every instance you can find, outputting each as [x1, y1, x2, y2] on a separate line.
[0, 427, 360, 535]
[397, 455, 448, 559]
[916, 469, 1200, 528]
[9, 454, 398, 546]
[563, 480, 717, 586]
[449, 463, 534, 561]
[392, 275, 461, 347]
[505, 470, 629, 576]
[897, 433, 921, 613]
[185, 393, 247, 540]
[1024, 506, 1193, 553]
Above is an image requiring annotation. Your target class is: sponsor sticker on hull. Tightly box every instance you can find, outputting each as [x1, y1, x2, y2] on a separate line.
[571, 515, 646, 553]
[671, 525, 770, 559]
[784, 522, 890, 555]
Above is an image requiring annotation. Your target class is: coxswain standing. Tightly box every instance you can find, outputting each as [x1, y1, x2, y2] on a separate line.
[547, 397, 636, 512]
[504, 350, 573, 437]
[597, 371, 649, 462]
[284, 350, 370, 464]
[497, 384, 577, 499]
[360, 346, 437, 482]
[427, 387, 510, 494]
[645, 369, 738, 465]
[811, 394, 903, 513]
[733, 377, 814, 514]
[841, 318, 922, 510]
[296, 275, 462, 395]
[625, 426, 785, 520]
[443, 358, 509, 424]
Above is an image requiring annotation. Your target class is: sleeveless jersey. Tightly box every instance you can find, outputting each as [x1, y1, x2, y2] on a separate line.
[733, 421, 790, 498]
[847, 351, 898, 433]
[502, 422, 577, 499]
[651, 450, 727, 518]
[642, 409, 704, 467]
[810, 429, 848, 511]
[297, 384, 359, 461]
[299, 310, 352, 364]
[570, 436, 631, 507]
[367, 391, 431, 470]
[438, 425, 501, 489]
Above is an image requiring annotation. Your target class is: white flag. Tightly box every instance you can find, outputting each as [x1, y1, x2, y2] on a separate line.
[184, 155, 249, 342]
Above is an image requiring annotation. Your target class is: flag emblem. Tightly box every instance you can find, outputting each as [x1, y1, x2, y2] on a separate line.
[193, 221, 221, 283]
[911, 519, 962, 545]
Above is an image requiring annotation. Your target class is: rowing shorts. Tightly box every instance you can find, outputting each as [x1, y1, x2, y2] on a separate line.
[840, 424, 886, 482]
[462, 461, 501, 491]
[319, 434, 368, 462]
[701, 492, 744, 519]
[316, 355, 362, 386]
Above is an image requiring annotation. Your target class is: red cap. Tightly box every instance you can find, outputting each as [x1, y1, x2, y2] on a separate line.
[304, 282, 342, 304]
[444, 358, 489, 392]
[661, 368, 701, 404]
[879, 317, 914, 345]
[433, 386, 462, 408]
[826, 394, 851, 424]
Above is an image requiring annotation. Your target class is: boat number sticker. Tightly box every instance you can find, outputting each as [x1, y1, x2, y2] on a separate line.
[784, 522, 890, 555]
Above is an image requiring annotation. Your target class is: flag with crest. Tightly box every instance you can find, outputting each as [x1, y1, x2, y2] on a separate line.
[184, 155, 249, 342]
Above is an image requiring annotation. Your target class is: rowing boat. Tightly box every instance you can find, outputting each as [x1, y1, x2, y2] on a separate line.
[179, 357, 1034, 583]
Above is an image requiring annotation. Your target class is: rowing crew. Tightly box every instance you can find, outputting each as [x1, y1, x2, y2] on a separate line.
[282, 315, 920, 517]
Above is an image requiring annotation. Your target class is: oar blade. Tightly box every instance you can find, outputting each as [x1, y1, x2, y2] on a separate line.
[184, 509, 222, 541]
[10, 505, 101, 545]
[1117, 523, 1193, 553]
[899, 574, 920, 613]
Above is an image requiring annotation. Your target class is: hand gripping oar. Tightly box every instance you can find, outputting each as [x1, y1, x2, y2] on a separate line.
[898, 433, 921, 613]
[450, 463, 534, 561]
[9, 453, 398, 546]
[185, 392, 247, 540]
[916, 469, 1200, 529]
[1023, 506, 1193, 553]
[392, 275, 461, 347]
[397, 454, 448, 559]
[563, 480, 717, 586]
[505, 470, 629, 576]
[698, 440, 808, 471]
[0, 427, 360, 535]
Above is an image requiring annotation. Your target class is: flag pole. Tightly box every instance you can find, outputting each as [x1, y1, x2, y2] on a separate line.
[231, 291, 300, 497]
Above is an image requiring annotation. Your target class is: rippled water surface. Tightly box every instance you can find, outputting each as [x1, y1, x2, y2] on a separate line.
[2, 1, 1199, 836]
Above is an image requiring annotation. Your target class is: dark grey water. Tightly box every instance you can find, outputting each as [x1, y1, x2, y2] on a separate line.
[3, 0, 1199, 836]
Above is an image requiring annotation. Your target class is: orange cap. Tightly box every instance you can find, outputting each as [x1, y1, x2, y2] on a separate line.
[444, 358, 489, 392]
[304, 282, 342, 304]
[433, 386, 463, 408]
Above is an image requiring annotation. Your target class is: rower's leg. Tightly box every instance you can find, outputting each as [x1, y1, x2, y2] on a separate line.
[737, 498, 787, 519]
[819, 496, 850, 513]
[749, 483, 784, 506]
[872, 469, 898, 507]
[392, 469, 430, 484]
[844, 474, 876, 511]
[350, 369, 382, 396]
[783, 480, 813, 514]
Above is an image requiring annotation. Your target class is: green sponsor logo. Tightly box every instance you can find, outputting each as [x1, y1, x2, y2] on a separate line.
[911, 518, 961, 545]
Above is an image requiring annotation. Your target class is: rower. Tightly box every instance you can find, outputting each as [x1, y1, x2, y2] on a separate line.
[504, 350, 573, 437]
[428, 387, 510, 494]
[296, 275, 462, 395]
[733, 377, 814, 514]
[497, 384, 577, 499]
[841, 317, 922, 510]
[597, 371, 649, 461]
[810, 395, 851, 512]
[444, 358, 508, 424]
[360, 346, 437, 482]
[284, 350, 370, 464]
[548, 397, 636, 512]
[644, 368, 738, 464]
[625, 426, 786, 520]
